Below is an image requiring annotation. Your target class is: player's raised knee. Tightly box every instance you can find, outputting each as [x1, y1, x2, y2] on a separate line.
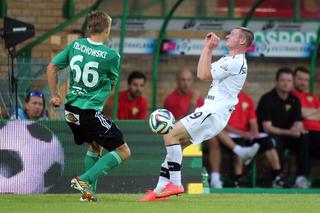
[116, 143, 131, 161]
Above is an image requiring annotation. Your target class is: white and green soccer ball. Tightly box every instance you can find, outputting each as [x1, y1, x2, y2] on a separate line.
[149, 108, 175, 134]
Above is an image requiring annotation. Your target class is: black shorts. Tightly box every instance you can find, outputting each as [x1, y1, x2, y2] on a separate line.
[232, 136, 275, 153]
[65, 104, 125, 151]
[251, 136, 276, 153]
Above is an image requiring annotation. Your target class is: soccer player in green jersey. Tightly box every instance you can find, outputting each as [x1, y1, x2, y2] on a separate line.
[46, 11, 131, 202]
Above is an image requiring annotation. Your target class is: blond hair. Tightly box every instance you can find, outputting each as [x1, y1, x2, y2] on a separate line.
[86, 11, 112, 35]
[236, 27, 254, 48]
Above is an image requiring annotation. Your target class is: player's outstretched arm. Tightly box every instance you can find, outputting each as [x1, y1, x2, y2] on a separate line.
[197, 32, 219, 81]
[46, 63, 61, 107]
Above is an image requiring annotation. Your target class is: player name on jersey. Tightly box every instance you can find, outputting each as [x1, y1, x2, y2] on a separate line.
[73, 42, 107, 59]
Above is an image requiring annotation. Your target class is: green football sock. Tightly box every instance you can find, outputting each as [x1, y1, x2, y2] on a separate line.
[80, 151, 123, 183]
[84, 151, 99, 192]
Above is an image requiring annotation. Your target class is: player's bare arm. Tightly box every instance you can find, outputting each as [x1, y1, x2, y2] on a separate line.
[249, 119, 260, 139]
[46, 63, 61, 107]
[197, 32, 220, 81]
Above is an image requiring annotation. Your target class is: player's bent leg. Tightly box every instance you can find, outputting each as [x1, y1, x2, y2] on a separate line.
[89, 141, 103, 155]
[71, 177, 95, 201]
[115, 143, 131, 161]
[154, 121, 188, 198]
[79, 142, 102, 202]
[163, 121, 192, 146]
[74, 142, 128, 202]
[80, 147, 124, 182]
[138, 121, 189, 201]
[77, 143, 131, 201]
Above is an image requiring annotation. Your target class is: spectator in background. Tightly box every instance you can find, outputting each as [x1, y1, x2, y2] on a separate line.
[164, 68, 204, 120]
[209, 91, 283, 188]
[11, 90, 48, 120]
[69, 29, 85, 38]
[66, 29, 85, 44]
[117, 71, 147, 120]
[292, 67, 320, 175]
[256, 67, 310, 188]
[0, 101, 9, 119]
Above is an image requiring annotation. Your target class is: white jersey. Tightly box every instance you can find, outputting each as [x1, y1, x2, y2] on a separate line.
[180, 53, 248, 144]
[203, 54, 247, 113]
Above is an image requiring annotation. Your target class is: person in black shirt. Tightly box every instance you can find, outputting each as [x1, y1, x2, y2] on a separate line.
[256, 67, 310, 188]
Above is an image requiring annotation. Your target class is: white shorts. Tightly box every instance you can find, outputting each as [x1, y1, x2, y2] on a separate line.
[181, 107, 232, 144]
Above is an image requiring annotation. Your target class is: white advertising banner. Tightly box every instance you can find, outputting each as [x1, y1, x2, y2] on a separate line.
[112, 18, 320, 33]
[108, 31, 316, 58]
[247, 41, 312, 57]
[107, 37, 155, 54]
[247, 31, 315, 57]
[161, 39, 228, 56]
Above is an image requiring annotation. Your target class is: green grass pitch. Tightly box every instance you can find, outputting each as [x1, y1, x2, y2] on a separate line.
[1, 193, 320, 213]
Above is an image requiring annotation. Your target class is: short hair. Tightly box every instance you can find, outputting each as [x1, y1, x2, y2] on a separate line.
[25, 90, 46, 114]
[25, 90, 44, 103]
[236, 27, 254, 48]
[294, 66, 309, 76]
[127, 71, 146, 85]
[276, 67, 293, 81]
[86, 11, 112, 35]
[176, 68, 193, 80]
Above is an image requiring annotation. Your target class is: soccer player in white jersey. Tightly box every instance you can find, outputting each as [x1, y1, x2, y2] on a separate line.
[138, 27, 259, 201]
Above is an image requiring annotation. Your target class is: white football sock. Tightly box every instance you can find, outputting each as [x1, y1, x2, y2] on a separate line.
[211, 172, 221, 181]
[153, 160, 170, 194]
[166, 144, 183, 186]
[233, 145, 243, 157]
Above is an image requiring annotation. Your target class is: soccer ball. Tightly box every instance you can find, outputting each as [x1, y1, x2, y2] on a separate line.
[0, 120, 64, 194]
[149, 108, 175, 134]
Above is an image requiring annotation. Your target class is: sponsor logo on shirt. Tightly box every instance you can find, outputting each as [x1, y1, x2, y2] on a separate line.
[132, 107, 139, 115]
[242, 102, 249, 110]
[206, 95, 215, 101]
[65, 111, 80, 125]
[307, 96, 313, 103]
[71, 86, 87, 95]
[220, 64, 228, 72]
[285, 104, 292, 112]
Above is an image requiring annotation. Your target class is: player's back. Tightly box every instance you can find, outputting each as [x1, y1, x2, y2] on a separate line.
[66, 38, 120, 111]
